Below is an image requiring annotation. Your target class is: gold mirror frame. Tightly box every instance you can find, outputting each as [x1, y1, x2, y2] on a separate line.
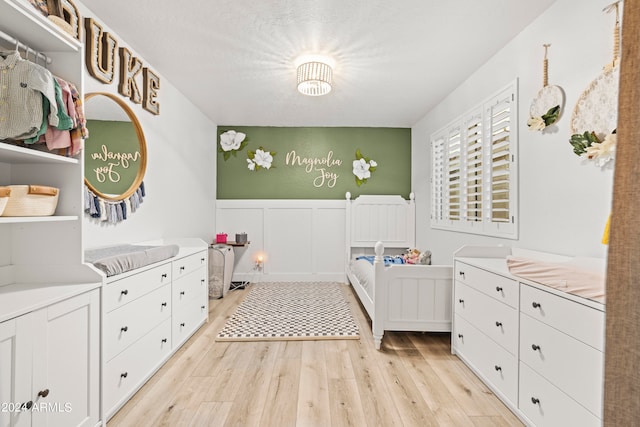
[84, 92, 147, 201]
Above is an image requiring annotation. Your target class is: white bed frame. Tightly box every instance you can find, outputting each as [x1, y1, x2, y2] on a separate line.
[345, 193, 452, 350]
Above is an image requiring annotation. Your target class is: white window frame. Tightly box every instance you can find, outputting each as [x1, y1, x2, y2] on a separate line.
[430, 80, 519, 239]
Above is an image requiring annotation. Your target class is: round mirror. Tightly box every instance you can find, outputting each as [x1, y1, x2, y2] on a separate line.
[84, 92, 147, 201]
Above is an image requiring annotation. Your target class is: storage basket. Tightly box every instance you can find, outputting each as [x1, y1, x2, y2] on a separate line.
[1, 185, 59, 217]
[0, 187, 9, 216]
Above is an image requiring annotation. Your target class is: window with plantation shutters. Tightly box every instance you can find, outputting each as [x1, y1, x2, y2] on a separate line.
[431, 81, 518, 239]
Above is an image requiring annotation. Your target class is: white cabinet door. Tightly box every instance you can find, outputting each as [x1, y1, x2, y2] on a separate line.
[31, 289, 100, 427]
[0, 317, 33, 427]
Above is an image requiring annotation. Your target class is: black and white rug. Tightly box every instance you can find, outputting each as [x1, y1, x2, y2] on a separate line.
[216, 282, 360, 341]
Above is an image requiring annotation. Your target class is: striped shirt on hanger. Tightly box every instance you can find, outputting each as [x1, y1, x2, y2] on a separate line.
[0, 51, 58, 140]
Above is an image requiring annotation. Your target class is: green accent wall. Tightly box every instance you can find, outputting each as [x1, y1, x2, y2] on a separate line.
[216, 126, 411, 199]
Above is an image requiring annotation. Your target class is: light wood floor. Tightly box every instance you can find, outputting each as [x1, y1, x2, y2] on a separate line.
[107, 284, 524, 427]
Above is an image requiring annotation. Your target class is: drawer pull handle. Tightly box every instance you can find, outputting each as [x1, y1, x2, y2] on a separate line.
[180, 322, 185, 327]
[180, 291, 185, 296]
[531, 344, 541, 351]
[121, 326, 128, 332]
[201, 305, 205, 309]
[121, 372, 128, 379]
[458, 299, 464, 304]
[531, 397, 540, 405]
[495, 321, 502, 327]
[24, 401, 33, 410]
[121, 289, 129, 296]
[532, 302, 542, 309]
[180, 266, 185, 271]
[161, 302, 167, 307]
[494, 365, 502, 372]
[37, 389, 50, 398]
[201, 257, 205, 262]
[457, 334, 463, 339]
[458, 271, 465, 278]
[162, 273, 167, 279]
[495, 286, 503, 292]
[201, 279, 205, 284]
[161, 338, 167, 343]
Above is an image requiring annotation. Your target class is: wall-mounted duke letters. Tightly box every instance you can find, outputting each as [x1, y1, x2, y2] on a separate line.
[84, 18, 160, 115]
[52, 2, 161, 116]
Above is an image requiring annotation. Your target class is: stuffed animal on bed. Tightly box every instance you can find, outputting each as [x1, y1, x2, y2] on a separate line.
[403, 248, 432, 265]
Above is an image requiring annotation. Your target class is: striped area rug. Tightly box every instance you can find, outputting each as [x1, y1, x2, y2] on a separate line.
[216, 282, 360, 341]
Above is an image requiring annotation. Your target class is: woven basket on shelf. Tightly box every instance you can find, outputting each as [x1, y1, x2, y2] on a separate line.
[1, 185, 59, 217]
[0, 187, 9, 216]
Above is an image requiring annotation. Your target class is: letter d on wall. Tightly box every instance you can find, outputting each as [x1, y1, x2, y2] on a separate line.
[84, 17, 117, 84]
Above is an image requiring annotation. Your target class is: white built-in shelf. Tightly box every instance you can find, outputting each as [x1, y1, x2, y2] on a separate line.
[0, 0, 81, 52]
[0, 142, 78, 165]
[0, 215, 78, 224]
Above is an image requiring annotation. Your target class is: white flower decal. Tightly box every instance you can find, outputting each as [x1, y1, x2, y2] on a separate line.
[247, 147, 276, 172]
[218, 130, 249, 160]
[253, 149, 273, 169]
[353, 149, 377, 186]
[352, 158, 371, 180]
[220, 130, 245, 151]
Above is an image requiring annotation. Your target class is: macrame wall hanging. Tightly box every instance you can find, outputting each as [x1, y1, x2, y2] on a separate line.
[569, 1, 622, 167]
[84, 182, 146, 224]
[527, 44, 564, 132]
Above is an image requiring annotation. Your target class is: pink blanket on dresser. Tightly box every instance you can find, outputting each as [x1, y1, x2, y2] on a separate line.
[506, 256, 606, 303]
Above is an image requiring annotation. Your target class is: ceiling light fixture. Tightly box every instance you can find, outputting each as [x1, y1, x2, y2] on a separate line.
[297, 60, 333, 96]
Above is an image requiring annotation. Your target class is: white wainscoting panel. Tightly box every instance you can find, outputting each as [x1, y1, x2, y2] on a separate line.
[216, 200, 345, 282]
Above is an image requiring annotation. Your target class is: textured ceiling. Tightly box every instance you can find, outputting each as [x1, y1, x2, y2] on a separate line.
[81, 0, 557, 127]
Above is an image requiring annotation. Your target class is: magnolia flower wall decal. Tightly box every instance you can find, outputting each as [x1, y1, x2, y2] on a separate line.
[353, 149, 377, 186]
[247, 147, 276, 171]
[219, 130, 249, 160]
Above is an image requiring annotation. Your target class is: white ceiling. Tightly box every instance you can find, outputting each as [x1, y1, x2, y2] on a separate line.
[81, 0, 557, 128]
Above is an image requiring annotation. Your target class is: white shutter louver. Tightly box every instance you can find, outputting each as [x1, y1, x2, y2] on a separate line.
[431, 133, 445, 223]
[430, 80, 518, 239]
[447, 126, 461, 222]
[487, 94, 512, 224]
[465, 113, 483, 223]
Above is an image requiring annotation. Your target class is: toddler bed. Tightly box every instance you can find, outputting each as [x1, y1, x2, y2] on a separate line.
[345, 193, 452, 350]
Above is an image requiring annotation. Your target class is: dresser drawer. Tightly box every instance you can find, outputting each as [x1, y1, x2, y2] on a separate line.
[105, 284, 171, 361]
[519, 362, 600, 427]
[172, 251, 207, 280]
[453, 314, 518, 404]
[173, 295, 208, 348]
[455, 262, 517, 308]
[455, 282, 518, 355]
[520, 313, 603, 416]
[104, 317, 172, 416]
[104, 263, 172, 313]
[520, 284, 604, 351]
[172, 268, 207, 310]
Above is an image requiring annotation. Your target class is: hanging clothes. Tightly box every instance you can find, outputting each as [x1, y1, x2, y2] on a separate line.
[37, 77, 74, 151]
[0, 51, 58, 140]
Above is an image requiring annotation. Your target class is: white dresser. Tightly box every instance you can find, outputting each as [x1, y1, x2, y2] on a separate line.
[452, 246, 605, 427]
[100, 238, 208, 420]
